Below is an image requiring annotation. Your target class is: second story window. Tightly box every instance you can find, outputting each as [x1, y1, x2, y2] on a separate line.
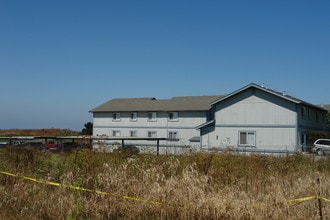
[130, 112, 138, 121]
[148, 112, 157, 121]
[113, 113, 121, 121]
[301, 107, 310, 119]
[168, 112, 179, 121]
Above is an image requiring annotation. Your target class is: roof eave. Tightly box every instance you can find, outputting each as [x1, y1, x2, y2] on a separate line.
[211, 83, 302, 106]
[195, 120, 215, 130]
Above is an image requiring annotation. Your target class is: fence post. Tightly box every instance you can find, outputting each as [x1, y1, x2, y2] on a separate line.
[317, 178, 323, 220]
[157, 139, 159, 156]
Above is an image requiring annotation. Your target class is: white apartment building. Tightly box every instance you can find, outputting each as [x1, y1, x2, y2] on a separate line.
[90, 96, 222, 150]
[90, 83, 329, 154]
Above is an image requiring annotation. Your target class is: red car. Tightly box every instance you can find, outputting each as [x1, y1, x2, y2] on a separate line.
[43, 141, 61, 151]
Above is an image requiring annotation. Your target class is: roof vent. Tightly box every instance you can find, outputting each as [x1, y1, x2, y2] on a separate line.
[260, 83, 268, 89]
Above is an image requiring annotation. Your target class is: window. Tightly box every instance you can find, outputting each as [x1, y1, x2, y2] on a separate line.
[113, 113, 121, 121]
[130, 130, 137, 137]
[301, 107, 310, 119]
[315, 139, 330, 146]
[112, 130, 121, 137]
[301, 107, 306, 118]
[148, 112, 157, 121]
[307, 108, 310, 119]
[168, 112, 179, 121]
[239, 131, 255, 147]
[130, 112, 138, 121]
[168, 131, 178, 140]
[315, 111, 319, 122]
[147, 131, 157, 138]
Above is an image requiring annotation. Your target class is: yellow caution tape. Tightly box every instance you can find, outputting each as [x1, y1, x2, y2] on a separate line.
[320, 197, 330, 203]
[288, 196, 330, 204]
[0, 171, 164, 206]
[287, 196, 318, 203]
[2, 170, 329, 206]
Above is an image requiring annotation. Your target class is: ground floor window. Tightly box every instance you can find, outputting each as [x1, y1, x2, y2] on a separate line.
[130, 130, 137, 137]
[148, 131, 157, 138]
[239, 131, 255, 147]
[168, 131, 179, 140]
[112, 130, 121, 137]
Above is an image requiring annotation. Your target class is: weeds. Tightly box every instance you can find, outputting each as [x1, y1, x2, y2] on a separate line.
[0, 148, 329, 219]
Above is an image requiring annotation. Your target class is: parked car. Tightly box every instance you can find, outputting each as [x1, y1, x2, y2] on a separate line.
[311, 139, 330, 156]
[62, 142, 80, 152]
[113, 145, 140, 154]
[43, 141, 61, 151]
[0, 142, 8, 147]
[25, 142, 43, 149]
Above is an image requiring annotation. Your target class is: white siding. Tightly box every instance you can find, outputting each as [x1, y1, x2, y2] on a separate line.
[206, 127, 296, 152]
[203, 88, 299, 152]
[92, 85, 328, 154]
[93, 111, 207, 146]
[215, 89, 297, 126]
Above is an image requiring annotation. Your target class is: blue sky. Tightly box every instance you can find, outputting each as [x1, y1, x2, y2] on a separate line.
[1, 0, 329, 131]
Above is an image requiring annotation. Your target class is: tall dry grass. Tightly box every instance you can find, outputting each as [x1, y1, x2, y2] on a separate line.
[0, 147, 329, 219]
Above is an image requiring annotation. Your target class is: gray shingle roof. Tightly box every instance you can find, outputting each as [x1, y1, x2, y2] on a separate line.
[319, 105, 330, 111]
[90, 96, 224, 112]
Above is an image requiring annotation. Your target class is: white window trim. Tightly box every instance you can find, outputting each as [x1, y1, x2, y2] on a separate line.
[130, 130, 138, 137]
[168, 131, 179, 141]
[238, 131, 256, 147]
[168, 112, 179, 122]
[113, 113, 121, 121]
[147, 131, 157, 138]
[112, 130, 121, 137]
[130, 112, 138, 122]
[148, 112, 157, 122]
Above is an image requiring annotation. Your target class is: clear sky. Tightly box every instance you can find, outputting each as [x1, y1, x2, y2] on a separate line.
[1, 0, 329, 131]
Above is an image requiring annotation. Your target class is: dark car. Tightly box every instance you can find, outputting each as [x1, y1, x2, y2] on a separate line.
[0, 142, 8, 147]
[62, 142, 80, 152]
[113, 145, 140, 154]
[26, 142, 43, 149]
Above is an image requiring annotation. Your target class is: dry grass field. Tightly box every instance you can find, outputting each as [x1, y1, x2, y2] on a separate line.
[0, 129, 79, 137]
[0, 146, 329, 219]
